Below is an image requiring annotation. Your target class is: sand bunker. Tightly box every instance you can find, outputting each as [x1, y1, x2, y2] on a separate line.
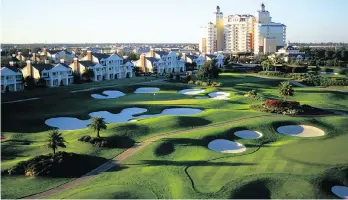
[45, 117, 91, 131]
[134, 87, 160, 93]
[234, 130, 263, 139]
[45, 107, 202, 130]
[331, 186, 348, 199]
[208, 139, 246, 153]
[208, 92, 230, 100]
[179, 89, 205, 95]
[91, 90, 125, 99]
[277, 125, 325, 137]
[89, 108, 147, 123]
[136, 108, 203, 119]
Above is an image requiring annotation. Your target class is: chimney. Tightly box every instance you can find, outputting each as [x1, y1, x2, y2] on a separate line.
[73, 58, 79, 73]
[182, 53, 186, 62]
[60, 59, 65, 64]
[140, 54, 146, 72]
[42, 48, 47, 56]
[9, 61, 14, 67]
[150, 49, 155, 57]
[32, 53, 36, 63]
[26, 60, 33, 77]
[87, 50, 92, 61]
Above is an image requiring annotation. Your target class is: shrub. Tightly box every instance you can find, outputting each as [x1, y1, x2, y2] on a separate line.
[7, 152, 107, 177]
[211, 82, 222, 87]
[201, 81, 208, 86]
[188, 80, 194, 84]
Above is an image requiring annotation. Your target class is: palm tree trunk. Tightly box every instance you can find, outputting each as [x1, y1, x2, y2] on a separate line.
[53, 147, 56, 155]
[97, 129, 100, 138]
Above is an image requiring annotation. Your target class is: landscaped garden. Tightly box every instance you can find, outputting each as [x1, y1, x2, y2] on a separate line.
[1, 73, 348, 199]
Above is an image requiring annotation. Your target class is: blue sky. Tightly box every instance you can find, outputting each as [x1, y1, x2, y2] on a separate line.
[1, 0, 347, 43]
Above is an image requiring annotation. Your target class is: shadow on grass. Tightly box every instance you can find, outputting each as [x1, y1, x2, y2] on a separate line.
[230, 179, 271, 199]
[135, 160, 256, 167]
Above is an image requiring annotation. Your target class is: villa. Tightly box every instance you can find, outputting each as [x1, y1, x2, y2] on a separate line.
[78, 51, 133, 80]
[21, 60, 74, 87]
[1, 66, 24, 93]
[135, 49, 185, 74]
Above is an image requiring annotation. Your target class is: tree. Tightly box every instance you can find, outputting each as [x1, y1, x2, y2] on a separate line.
[46, 130, 67, 154]
[88, 117, 107, 138]
[24, 76, 36, 89]
[36, 78, 46, 88]
[278, 81, 294, 101]
[196, 59, 221, 80]
[125, 52, 140, 61]
[261, 59, 273, 71]
[82, 69, 94, 81]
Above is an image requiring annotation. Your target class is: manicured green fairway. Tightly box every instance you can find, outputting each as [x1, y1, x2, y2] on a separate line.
[47, 116, 348, 199]
[1, 73, 348, 199]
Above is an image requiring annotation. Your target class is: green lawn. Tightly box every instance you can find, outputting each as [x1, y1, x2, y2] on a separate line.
[1, 73, 348, 199]
[48, 116, 348, 199]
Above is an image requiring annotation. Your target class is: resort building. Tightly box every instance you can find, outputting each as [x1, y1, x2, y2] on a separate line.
[253, 3, 286, 54]
[21, 60, 74, 87]
[78, 51, 133, 80]
[1, 66, 24, 93]
[134, 50, 185, 74]
[224, 14, 255, 52]
[275, 43, 306, 62]
[40, 48, 75, 64]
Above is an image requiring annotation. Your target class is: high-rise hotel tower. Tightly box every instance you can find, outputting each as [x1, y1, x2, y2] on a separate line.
[199, 4, 286, 54]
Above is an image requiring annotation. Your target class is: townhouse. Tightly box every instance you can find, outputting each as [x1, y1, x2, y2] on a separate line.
[134, 49, 185, 74]
[40, 48, 75, 64]
[77, 51, 133, 81]
[21, 60, 74, 87]
[1, 66, 24, 93]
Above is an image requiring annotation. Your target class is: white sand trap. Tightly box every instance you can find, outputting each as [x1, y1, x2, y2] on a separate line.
[331, 186, 348, 199]
[234, 130, 263, 139]
[89, 108, 147, 123]
[179, 89, 205, 95]
[208, 139, 246, 153]
[195, 96, 210, 99]
[208, 92, 230, 100]
[91, 90, 125, 99]
[277, 125, 325, 137]
[136, 108, 203, 119]
[134, 87, 160, 93]
[45, 117, 91, 131]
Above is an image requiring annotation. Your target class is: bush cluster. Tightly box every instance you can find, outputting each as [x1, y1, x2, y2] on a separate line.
[7, 152, 93, 177]
[251, 100, 303, 115]
[78, 135, 108, 147]
[303, 75, 348, 86]
[258, 71, 308, 80]
[244, 90, 264, 101]
[188, 80, 222, 87]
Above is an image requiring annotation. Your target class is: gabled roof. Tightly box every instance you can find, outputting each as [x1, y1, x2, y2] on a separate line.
[47, 50, 62, 55]
[146, 57, 160, 64]
[1, 67, 22, 75]
[32, 64, 55, 72]
[78, 61, 95, 67]
[154, 51, 168, 58]
[186, 55, 198, 60]
[93, 53, 111, 61]
[206, 54, 217, 59]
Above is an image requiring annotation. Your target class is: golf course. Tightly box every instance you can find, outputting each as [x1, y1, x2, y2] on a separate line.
[1, 73, 348, 199]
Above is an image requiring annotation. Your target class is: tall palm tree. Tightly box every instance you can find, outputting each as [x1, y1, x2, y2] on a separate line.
[46, 130, 67, 154]
[88, 117, 107, 138]
[278, 81, 294, 101]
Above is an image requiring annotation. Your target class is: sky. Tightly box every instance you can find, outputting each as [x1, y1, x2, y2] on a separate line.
[1, 0, 348, 44]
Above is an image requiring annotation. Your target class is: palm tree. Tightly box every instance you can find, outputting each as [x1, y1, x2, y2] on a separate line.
[46, 130, 67, 154]
[261, 59, 273, 71]
[278, 81, 294, 101]
[88, 117, 107, 138]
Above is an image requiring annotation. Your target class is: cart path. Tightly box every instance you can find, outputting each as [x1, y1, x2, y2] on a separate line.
[23, 113, 341, 199]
